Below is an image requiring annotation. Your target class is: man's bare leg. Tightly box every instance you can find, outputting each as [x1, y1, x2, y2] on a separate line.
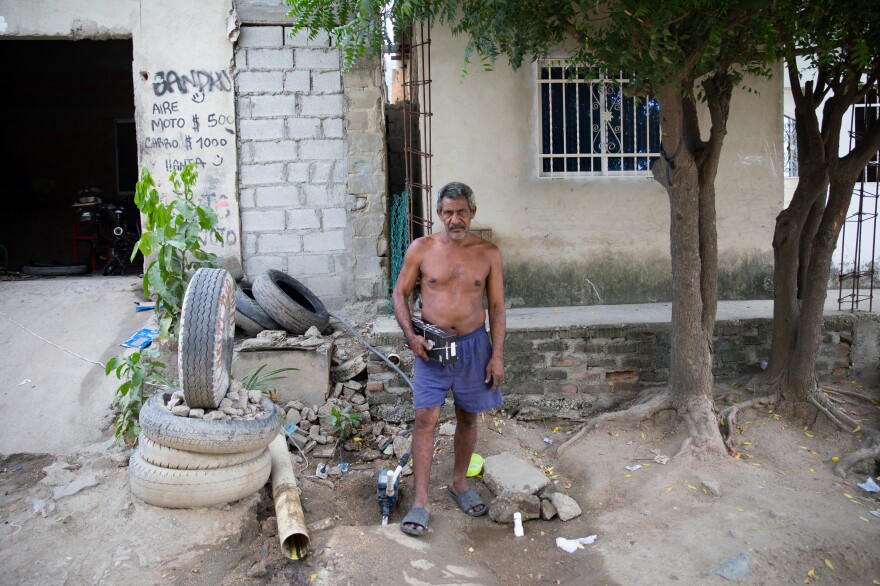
[449, 407, 485, 515]
[402, 406, 440, 532]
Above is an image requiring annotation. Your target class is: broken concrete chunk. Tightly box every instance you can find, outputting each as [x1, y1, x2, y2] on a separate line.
[286, 400, 305, 411]
[188, 408, 204, 419]
[226, 390, 240, 402]
[550, 493, 582, 521]
[204, 411, 226, 421]
[248, 390, 262, 404]
[304, 326, 322, 338]
[171, 405, 190, 417]
[350, 393, 366, 405]
[393, 435, 411, 458]
[219, 398, 233, 409]
[167, 395, 182, 409]
[285, 410, 302, 425]
[312, 445, 335, 459]
[483, 452, 550, 496]
[488, 492, 541, 524]
[308, 517, 335, 532]
[541, 498, 558, 520]
[330, 354, 367, 382]
[343, 380, 363, 391]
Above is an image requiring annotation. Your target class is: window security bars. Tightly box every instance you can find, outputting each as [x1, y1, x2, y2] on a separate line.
[538, 60, 660, 177]
[783, 115, 798, 178]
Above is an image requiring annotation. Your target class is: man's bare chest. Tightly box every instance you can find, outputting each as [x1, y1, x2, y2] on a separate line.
[420, 254, 489, 290]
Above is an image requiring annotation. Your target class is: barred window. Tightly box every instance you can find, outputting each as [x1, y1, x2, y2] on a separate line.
[539, 60, 660, 177]
[783, 115, 798, 178]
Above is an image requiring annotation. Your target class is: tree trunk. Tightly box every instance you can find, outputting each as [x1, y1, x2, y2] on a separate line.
[768, 72, 880, 413]
[654, 83, 726, 454]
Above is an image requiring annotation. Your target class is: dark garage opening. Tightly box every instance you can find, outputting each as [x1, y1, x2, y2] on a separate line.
[0, 39, 142, 275]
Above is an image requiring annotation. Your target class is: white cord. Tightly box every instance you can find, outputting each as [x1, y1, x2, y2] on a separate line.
[0, 309, 106, 369]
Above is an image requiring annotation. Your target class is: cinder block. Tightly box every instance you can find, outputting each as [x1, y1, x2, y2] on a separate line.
[243, 254, 286, 276]
[300, 94, 345, 117]
[322, 118, 344, 138]
[303, 230, 347, 252]
[237, 26, 284, 48]
[232, 342, 333, 406]
[322, 207, 347, 229]
[284, 70, 311, 92]
[294, 48, 341, 69]
[286, 117, 321, 139]
[236, 71, 284, 94]
[250, 140, 298, 163]
[345, 91, 382, 112]
[239, 118, 285, 140]
[310, 161, 334, 183]
[349, 132, 384, 152]
[342, 65, 382, 89]
[256, 185, 300, 208]
[242, 233, 258, 256]
[303, 275, 350, 298]
[299, 139, 346, 160]
[303, 184, 347, 207]
[248, 48, 294, 70]
[258, 233, 303, 254]
[313, 70, 342, 93]
[239, 187, 256, 209]
[351, 236, 378, 257]
[241, 209, 286, 232]
[287, 253, 333, 276]
[286, 209, 321, 230]
[285, 28, 331, 48]
[287, 162, 310, 182]
[348, 172, 385, 195]
[240, 162, 285, 186]
[352, 256, 382, 278]
[250, 94, 296, 117]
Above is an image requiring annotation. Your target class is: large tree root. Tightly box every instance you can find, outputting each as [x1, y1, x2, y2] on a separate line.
[833, 436, 880, 478]
[807, 388, 879, 478]
[718, 393, 778, 453]
[557, 388, 673, 459]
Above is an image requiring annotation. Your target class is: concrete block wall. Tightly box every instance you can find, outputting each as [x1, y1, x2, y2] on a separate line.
[366, 316, 857, 422]
[233, 10, 388, 307]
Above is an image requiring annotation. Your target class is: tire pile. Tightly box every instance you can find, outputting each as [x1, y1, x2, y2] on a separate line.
[235, 269, 330, 337]
[129, 268, 282, 508]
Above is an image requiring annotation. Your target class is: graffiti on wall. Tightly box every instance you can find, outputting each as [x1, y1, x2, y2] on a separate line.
[141, 69, 239, 251]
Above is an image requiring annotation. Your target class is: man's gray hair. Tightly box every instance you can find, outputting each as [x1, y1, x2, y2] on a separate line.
[436, 182, 476, 213]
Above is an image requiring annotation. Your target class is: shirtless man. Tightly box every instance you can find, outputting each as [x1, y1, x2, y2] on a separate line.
[392, 181, 505, 537]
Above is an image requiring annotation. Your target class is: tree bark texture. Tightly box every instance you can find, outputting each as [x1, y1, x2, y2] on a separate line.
[653, 83, 727, 454]
[769, 67, 880, 407]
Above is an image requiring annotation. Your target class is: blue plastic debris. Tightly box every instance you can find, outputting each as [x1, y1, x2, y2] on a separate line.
[135, 304, 155, 312]
[120, 328, 159, 349]
[338, 462, 349, 475]
[284, 421, 299, 437]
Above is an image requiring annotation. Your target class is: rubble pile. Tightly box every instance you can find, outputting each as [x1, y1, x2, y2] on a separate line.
[161, 380, 267, 420]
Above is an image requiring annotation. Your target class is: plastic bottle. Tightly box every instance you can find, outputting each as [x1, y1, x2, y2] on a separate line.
[513, 512, 524, 537]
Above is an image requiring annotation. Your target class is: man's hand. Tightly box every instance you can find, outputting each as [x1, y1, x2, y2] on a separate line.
[406, 333, 433, 362]
[484, 356, 504, 391]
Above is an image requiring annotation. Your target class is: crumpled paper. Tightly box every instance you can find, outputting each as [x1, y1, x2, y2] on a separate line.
[857, 477, 880, 493]
[555, 535, 597, 553]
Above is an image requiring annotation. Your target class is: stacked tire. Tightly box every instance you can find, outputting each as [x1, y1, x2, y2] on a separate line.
[129, 268, 282, 509]
[234, 269, 329, 337]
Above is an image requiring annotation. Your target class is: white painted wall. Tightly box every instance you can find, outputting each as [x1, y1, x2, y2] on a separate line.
[0, 0, 138, 38]
[431, 27, 783, 258]
[430, 26, 782, 302]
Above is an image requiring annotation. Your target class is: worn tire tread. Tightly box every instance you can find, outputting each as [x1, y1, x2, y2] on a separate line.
[251, 269, 329, 335]
[128, 448, 271, 508]
[139, 392, 281, 454]
[137, 434, 266, 470]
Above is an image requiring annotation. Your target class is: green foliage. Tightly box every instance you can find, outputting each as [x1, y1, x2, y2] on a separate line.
[132, 164, 223, 340]
[286, 0, 779, 96]
[240, 364, 299, 395]
[105, 347, 169, 445]
[318, 405, 363, 439]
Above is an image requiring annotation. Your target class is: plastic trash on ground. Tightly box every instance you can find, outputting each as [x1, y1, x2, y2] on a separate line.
[556, 535, 597, 553]
[467, 453, 484, 477]
[857, 477, 880, 493]
[120, 328, 159, 349]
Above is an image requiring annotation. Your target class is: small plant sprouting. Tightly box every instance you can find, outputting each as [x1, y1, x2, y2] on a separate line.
[105, 347, 169, 444]
[318, 405, 363, 439]
[240, 364, 298, 401]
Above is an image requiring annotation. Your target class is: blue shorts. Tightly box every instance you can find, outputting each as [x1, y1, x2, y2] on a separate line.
[413, 326, 503, 413]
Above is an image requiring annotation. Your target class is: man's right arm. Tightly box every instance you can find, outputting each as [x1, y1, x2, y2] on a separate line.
[392, 239, 431, 362]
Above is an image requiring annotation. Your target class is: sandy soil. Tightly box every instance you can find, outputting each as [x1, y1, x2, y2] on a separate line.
[2, 376, 877, 585]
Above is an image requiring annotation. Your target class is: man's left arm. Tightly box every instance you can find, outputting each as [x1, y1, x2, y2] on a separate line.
[484, 246, 506, 391]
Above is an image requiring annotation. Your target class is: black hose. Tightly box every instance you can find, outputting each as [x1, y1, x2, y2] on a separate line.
[328, 311, 414, 391]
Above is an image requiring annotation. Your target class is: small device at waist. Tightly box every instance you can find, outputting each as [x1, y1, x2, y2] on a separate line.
[409, 317, 458, 365]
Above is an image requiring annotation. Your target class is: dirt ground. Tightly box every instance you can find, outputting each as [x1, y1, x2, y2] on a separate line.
[1, 374, 878, 585]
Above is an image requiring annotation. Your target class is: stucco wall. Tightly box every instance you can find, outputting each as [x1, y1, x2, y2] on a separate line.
[430, 27, 783, 306]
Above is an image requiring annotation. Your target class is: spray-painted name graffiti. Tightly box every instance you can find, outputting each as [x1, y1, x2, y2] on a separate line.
[152, 70, 232, 97]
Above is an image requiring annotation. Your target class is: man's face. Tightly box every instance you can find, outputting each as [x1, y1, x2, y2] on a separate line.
[438, 197, 474, 241]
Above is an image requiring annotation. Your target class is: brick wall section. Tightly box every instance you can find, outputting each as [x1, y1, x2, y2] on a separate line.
[233, 20, 387, 306]
[366, 316, 856, 422]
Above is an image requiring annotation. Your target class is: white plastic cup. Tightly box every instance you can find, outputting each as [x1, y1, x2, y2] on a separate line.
[513, 512, 524, 537]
